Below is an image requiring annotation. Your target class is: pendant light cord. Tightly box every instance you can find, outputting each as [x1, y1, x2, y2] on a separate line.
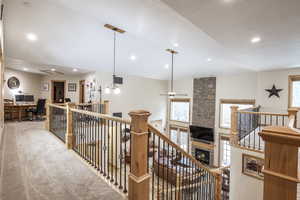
[171, 52, 174, 92]
[113, 31, 116, 76]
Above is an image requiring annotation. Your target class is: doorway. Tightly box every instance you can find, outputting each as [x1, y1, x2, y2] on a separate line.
[79, 80, 85, 103]
[51, 81, 66, 103]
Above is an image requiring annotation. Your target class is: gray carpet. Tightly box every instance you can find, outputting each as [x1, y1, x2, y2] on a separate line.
[0, 122, 124, 200]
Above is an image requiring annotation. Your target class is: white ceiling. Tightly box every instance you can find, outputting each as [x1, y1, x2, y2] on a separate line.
[3, 0, 300, 80]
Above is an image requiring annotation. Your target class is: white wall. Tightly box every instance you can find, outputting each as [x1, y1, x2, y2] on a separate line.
[40, 74, 84, 103]
[230, 147, 264, 200]
[215, 73, 258, 164]
[84, 71, 168, 122]
[4, 68, 43, 102]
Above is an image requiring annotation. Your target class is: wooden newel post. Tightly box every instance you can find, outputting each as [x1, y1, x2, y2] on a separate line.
[66, 103, 76, 149]
[103, 100, 109, 114]
[215, 171, 222, 200]
[259, 127, 300, 200]
[288, 108, 298, 128]
[128, 110, 151, 200]
[45, 100, 50, 131]
[230, 106, 239, 146]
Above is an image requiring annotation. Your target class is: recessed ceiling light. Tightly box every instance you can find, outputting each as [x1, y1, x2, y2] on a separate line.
[23, 68, 28, 71]
[130, 55, 136, 61]
[26, 33, 38, 41]
[207, 58, 212, 62]
[51, 68, 56, 72]
[164, 64, 169, 69]
[73, 68, 78, 72]
[173, 43, 179, 47]
[251, 37, 261, 43]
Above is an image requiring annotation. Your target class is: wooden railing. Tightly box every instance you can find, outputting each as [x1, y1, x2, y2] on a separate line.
[230, 106, 298, 152]
[48, 104, 67, 142]
[47, 106, 223, 200]
[75, 101, 109, 114]
[146, 124, 221, 200]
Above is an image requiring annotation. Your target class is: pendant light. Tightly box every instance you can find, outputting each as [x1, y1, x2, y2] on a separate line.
[104, 24, 125, 95]
[161, 49, 187, 98]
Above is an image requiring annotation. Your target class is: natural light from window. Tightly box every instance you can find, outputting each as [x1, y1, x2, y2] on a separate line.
[292, 81, 300, 107]
[221, 140, 231, 166]
[220, 103, 253, 128]
[170, 101, 190, 123]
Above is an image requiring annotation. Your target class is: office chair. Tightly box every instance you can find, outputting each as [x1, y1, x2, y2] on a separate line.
[65, 98, 71, 103]
[27, 99, 46, 121]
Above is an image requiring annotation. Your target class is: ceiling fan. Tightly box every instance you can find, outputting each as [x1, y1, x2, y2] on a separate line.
[160, 49, 187, 98]
[40, 69, 64, 75]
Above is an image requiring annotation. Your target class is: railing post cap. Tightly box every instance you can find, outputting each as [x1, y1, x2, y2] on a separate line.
[129, 110, 151, 117]
[288, 108, 299, 112]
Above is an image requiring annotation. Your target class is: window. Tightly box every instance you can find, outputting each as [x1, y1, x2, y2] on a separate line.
[169, 99, 190, 123]
[169, 126, 189, 151]
[289, 75, 300, 107]
[219, 99, 255, 129]
[220, 138, 231, 167]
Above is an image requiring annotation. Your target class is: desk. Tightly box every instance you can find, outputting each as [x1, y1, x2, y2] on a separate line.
[4, 104, 36, 121]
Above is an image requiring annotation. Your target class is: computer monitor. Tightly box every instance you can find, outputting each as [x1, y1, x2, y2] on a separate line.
[24, 95, 34, 102]
[15, 95, 24, 102]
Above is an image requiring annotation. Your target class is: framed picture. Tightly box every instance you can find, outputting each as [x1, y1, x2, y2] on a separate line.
[42, 83, 49, 91]
[242, 154, 264, 180]
[68, 83, 77, 92]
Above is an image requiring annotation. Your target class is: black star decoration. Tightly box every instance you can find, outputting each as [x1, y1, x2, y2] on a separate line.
[265, 84, 283, 98]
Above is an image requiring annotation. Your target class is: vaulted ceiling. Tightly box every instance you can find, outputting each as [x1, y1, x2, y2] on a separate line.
[3, 0, 300, 79]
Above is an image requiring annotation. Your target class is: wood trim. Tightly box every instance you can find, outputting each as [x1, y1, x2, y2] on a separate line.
[288, 75, 300, 108]
[191, 141, 214, 150]
[51, 80, 66, 103]
[169, 98, 191, 123]
[219, 99, 255, 129]
[79, 80, 85, 104]
[220, 99, 256, 105]
[170, 98, 190, 102]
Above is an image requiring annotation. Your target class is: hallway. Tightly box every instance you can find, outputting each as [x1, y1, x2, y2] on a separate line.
[0, 122, 124, 200]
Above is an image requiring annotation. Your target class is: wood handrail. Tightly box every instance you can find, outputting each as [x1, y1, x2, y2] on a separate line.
[70, 107, 131, 124]
[48, 103, 67, 110]
[76, 102, 103, 106]
[148, 124, 217, 177]
[237, 110, 288, 116]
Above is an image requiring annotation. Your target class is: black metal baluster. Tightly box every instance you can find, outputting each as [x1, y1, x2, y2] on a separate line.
[152, 132, 155, 200]
[103, 119, 107, 177]
[119, 122, 123, 189]
[110, 120, 114, 183]
[100, 117, 103, 174]
[107, 120, 111, 179]
[162, 140, 165, 199]
[157, 137, 160, 199]
[114, 121, 118, 186]
[249, 113, 251, 148]
[123, 123, 128, 193]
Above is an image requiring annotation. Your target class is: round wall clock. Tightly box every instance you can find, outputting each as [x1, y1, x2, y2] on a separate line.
[7, 76, 20, 89]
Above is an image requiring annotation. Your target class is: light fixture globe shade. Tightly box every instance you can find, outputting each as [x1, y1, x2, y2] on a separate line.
[104, 87, 111, 94]
[113, 87, 121, 95]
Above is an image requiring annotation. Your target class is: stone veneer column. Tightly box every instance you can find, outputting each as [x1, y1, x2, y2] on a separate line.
[192, 77, 216, 128]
